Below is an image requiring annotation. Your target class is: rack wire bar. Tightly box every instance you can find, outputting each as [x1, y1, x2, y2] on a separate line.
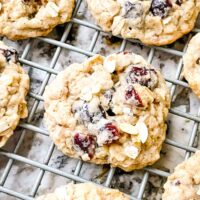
[0, 0, 199, 199]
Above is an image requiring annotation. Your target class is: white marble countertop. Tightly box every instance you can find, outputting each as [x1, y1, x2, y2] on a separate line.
[0, 1, 200, 200]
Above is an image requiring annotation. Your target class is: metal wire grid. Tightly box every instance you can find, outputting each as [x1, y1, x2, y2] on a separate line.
[0, 0, 199, 199]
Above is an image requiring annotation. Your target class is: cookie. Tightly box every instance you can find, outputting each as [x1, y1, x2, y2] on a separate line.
[163, 151, 200, 200]
[36, 182, 129, 200]
[43, 52, 170, 171]
[183, 33, 200, 99]
[0, 0, 75, 40]
[86, 0, 200, 46]
[0, 42, 29, 147]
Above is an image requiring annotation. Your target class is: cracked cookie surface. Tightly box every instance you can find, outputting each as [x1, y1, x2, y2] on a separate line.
[44, 52, 170, 171]
[0, 41, 29, 147]
[86, 0, 200, 46]
[36, 182, 129, 200]
[0, 0, 75, 40]
[183, 33, 200, 99]
[163, 151, 200, 200]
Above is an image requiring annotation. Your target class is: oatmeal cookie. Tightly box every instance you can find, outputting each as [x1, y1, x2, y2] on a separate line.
[86, 0, 200, 46]
[36, 182, 129, 200]
[163, 151, 200, 200]
[44, 52, 170, 171]
[183, 33, 200, 99]
[0, 0, 75, 40]
[0, 41, 29, 147]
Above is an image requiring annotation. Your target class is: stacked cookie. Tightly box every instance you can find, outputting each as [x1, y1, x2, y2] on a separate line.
[0, 0, 199, 200]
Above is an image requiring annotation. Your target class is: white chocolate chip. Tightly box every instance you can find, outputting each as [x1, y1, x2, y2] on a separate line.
[80, 87, 92, 101]
[197, 187, 200, 196]
[124, 146, 139, 159]
[117, 0, 124, 6]
[46, 2, 59, 17]
[55, 186, 69, 200]
[0, 3, 2, 11]
[112, 17, 125, 36]
[91, 84, 101, 94]
[0, 121, 10, 132]
[80, 93, 92, 101]
[123, 107, 131, 114]
[104, 57, 116, 73]
[119, 123, 138, 135]
[163, 16, 172, 25]
[81, 154, 90, 161]
[0, 76, 13, 85]
[136, 122, 148, 143]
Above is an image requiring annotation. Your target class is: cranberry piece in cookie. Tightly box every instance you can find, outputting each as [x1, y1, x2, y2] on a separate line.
[150, 0, 172, 18]
[125, 85, 143, 107]
[127, 66, 158, 90]
[97, 123, 120, 146]
[73, 133, 96, 158]
[104, 123, 119, 143]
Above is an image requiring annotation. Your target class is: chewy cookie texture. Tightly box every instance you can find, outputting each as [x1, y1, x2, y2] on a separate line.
[0, 0, 75, 40]
[86, 0, 200, 46]
[44, 52, 170, 171]
[183, 33, 200, 99]
[0, 41, 29, 147]
[36, 182, 129, 200]
[163, 151, 200, 200]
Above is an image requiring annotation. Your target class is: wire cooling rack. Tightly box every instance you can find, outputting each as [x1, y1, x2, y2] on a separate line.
[0, 0, 200, 199]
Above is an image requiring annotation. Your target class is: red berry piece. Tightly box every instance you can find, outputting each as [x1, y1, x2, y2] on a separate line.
[105, 123, 119, 143]
[117, 51, 131, 55]
[127, 66, 158, 90]
[175, 180, 181, 185]
[150, 0, 172, 18]
[125, 85, 143, 107]
[98, 123, 120, 146]
[123, 51, 131, 55]
[73, 133, 96, 158]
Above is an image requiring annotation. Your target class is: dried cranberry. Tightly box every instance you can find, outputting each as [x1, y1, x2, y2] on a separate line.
[98, 123, 120, 146]
[123, 51, 131, 55]
[105, 123, 119, 142]
[175, 180, 181, 185]
[127, 66, 158, 90]
[125, 85, 143, 107]
[0, 48, 18, 62]
[176, 0, 182, 6]
[117, 51, 131, 55]
[73, 133, 96, 158]
[150, 0, 172, 18]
